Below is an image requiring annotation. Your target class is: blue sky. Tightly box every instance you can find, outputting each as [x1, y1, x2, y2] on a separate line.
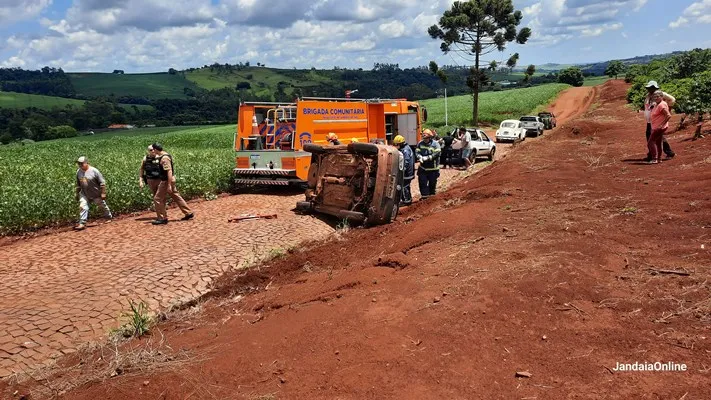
[0, 0, 709, 72]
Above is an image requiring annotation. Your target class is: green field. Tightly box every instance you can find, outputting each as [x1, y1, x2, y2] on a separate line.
[421, 83, 571, 128]
[69, 72, 198, 99]
[583, 76, 615, 86]
[0, 91, 88, 110]
[185, 67, 333, 97]
[0, 91, 154, 111]
[0, 125, 234, 234]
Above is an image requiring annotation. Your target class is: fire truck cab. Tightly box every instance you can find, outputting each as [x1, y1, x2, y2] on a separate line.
[234, 98, 426, 186]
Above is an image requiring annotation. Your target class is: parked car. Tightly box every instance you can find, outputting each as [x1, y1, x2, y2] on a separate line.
[495, 120, 526, 143]
[538, 111, 557, 129]
[519, 116, 544, 137]
[446, 128, 497, 164]
[296, 142, 403, 225]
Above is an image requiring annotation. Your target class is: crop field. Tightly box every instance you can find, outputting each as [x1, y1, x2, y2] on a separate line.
[0, 92, 154, 111]
[0, 125, 235, 235]
[68, 72, 198, 99]
[185, 67, 332, 98]
[583, 76, 615, 86]
[421, 83, 571, 128]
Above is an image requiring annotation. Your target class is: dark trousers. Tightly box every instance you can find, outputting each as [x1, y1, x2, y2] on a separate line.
[402, 178, 413, 204]
[441, 148, 454, 168]
[646, 123, 673, 157]
[418, 169, 440, 198]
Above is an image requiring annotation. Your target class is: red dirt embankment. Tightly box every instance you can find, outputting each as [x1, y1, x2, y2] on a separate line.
[5, 80, 711, 399]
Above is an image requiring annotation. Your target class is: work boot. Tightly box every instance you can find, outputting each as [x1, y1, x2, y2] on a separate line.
[181, 213, 194, 221]
[151, 219, 168, 225]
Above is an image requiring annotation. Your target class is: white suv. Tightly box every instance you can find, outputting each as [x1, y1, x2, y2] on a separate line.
[519, 116, 544, 137]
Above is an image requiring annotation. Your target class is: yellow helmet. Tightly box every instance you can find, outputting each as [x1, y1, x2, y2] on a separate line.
[351, 138, 360, 143]
[326, 132, 338, 141]
[422, 129, 434, 138]
[393, 135, 405, 145]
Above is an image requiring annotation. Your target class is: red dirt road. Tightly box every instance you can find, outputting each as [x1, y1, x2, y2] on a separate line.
[5, 81, 711, 399]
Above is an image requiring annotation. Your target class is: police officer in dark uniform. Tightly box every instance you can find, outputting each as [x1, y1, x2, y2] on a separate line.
[415, 129, 442, 199]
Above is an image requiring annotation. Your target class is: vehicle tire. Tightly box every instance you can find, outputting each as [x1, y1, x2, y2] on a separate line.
[295, 201, 313, 213]
[348, 142, 379, 156]
[306, 162, 318, 189]
[303, 143, 326, 154]
[488, 147, 496, 161]
[469, 149, 477, 164]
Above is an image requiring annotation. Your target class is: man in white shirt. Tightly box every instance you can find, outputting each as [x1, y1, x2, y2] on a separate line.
[457, 127, 473, 169]
[643, 81, 675, 160]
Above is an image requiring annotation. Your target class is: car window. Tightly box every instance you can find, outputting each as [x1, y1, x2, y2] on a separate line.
[480, 131, 490, 141]
[520, 117, 536, 122]
[501, 122, 515, 128]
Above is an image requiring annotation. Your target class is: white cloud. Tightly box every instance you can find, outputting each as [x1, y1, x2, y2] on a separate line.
[0, 0, 51, 26]
[379, 20, 406, 38]
[669, 0, 711, 28]
[523, 0, 643, 45]
[579, 22, 623, 37]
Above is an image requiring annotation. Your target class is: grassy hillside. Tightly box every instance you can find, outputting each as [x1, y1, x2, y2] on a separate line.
[0, 125, 234, 234]
[0, 91, 153, 111]
[185, 67, 335, 97]
[68, 72, 197, 99]
[421, 83, 571, 128]
[0, 91, 87, 110]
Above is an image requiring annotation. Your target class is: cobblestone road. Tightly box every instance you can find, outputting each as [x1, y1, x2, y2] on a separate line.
[0, 192, 336, 378]
[0, 162, 485, 378]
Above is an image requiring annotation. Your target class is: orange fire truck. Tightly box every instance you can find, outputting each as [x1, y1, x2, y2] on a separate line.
[233, 97, 426, 186]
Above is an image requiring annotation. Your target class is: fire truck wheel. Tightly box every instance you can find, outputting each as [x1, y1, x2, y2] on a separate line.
[348, 142, 379, 156]
[304, 143, 326, 154]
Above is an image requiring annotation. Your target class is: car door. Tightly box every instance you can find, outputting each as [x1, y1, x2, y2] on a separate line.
[516, 122, 524, 139]
[479, 131, 494, 155]
[475, 130, 491, 154]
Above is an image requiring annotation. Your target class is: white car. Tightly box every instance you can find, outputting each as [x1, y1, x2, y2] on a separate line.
[495, 120, 526, 142]
[449, 128, 496, 162]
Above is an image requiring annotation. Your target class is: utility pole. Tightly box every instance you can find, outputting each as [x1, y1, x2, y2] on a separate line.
[444, 88, 448, 127]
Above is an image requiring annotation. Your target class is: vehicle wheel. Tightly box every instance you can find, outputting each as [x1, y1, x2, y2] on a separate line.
[348, 142, 379, 156]
[469, 149, 477, 164]
[488, 147, 496, 161]
[306, 162, 318, 188]
[295, 201, 313, 213]
[304, 143, 325, 154]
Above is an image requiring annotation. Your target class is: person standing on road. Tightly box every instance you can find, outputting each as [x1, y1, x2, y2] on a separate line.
[647, 90, 672, 164]
[441, 131, 455, 169]
[393, 135, 414, 206]
[150, 143, 193, 225]
[643, 81, 675, 160]
[138, 144, 158, 195]
[75, 156, 112, 231]
[415, 129, 441, 200]
[458, 127, 473, 169]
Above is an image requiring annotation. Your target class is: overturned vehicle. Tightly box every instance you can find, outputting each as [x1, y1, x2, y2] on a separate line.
[295, 142, 404, 226]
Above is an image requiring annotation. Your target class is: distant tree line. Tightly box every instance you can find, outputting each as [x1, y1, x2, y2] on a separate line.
[0, 66, 75, 97]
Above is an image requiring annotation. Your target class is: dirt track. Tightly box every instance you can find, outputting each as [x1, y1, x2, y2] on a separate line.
[6, 81, 711, 399]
